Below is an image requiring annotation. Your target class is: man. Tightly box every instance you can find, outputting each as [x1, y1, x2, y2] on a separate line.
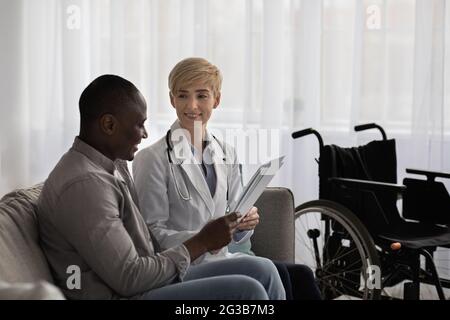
[37, 74, 285, 300]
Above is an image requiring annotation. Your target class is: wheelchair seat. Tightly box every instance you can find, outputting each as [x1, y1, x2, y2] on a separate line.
[378, 222, 450, 249]
[321, 138, 450, 249]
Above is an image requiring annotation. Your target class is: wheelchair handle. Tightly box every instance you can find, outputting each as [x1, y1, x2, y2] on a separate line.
[292, 128, 324, 149]
[354, 123, 387, 140]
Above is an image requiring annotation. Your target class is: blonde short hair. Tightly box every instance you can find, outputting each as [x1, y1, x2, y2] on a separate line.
[168, 57, 222, 97]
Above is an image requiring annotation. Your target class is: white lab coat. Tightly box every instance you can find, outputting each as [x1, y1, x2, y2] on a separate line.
[133, 120, 252, 263]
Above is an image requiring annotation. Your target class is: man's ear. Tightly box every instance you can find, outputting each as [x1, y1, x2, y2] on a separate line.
[99, 114, 117, 135]
[213, 92, 221, 109]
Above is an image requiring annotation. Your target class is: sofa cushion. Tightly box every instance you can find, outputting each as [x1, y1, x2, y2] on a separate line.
[0, 184, 54, 283]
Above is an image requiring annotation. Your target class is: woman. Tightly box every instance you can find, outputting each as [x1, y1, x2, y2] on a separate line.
[133, 57, 321, 300]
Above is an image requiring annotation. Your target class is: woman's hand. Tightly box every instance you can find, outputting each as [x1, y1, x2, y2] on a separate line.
[237, 206, 259, 231]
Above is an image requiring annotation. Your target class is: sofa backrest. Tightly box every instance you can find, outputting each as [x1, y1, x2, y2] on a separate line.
[0, 184, 54, 283]
[0, 184, 296, 284]
[252, 187, 295, 263]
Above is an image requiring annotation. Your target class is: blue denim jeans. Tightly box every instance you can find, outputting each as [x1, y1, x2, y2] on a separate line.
[139, 256, 286, 300]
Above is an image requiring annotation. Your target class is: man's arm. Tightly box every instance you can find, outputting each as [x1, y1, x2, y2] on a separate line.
[53, 174, 240, 297]
[53, 176, 189, 297]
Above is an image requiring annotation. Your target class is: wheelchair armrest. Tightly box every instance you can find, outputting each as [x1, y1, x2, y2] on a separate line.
[329, 177, 406, 196]
[406, 168, 450, 181]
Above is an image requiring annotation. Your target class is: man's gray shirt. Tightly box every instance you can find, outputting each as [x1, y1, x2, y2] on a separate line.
[37, 137, 190, 299]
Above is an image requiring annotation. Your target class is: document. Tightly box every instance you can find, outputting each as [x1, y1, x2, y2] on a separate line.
[230, 156, 286, 222]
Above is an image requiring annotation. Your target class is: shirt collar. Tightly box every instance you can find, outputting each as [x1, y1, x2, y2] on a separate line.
[72, 137, 116, 175]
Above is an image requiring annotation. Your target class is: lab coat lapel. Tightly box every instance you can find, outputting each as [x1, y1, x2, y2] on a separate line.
[180, 161, 215, 216]
[209, 136, 227, 206]
[170, 121, 215, 216]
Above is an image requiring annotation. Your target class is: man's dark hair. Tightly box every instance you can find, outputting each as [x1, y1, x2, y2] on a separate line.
[79, 74, 141, 130]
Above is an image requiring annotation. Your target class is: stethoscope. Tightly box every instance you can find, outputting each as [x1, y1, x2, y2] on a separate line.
[165, 129, 228, 202]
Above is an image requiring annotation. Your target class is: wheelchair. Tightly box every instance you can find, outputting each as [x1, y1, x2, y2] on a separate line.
[292, 123, 450, 300]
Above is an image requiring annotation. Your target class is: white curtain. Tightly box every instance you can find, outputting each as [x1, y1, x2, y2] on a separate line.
[1, 0, 449, 209]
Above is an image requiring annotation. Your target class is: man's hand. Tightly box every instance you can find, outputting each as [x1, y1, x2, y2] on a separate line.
[237, 206, 259, 231]
[184, 212, 241, 261]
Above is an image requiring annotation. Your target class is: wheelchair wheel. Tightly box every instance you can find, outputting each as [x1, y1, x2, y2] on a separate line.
[295, 199, 381, 300]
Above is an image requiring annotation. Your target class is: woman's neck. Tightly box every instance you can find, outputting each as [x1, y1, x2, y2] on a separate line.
[182, 122, 206, 151]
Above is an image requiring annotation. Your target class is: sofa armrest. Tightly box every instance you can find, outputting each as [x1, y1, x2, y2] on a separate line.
[0, 281, 65, 300]
[252, 187, 295, 263]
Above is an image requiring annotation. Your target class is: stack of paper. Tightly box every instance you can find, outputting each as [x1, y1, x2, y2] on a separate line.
[230, 156, 286, 222]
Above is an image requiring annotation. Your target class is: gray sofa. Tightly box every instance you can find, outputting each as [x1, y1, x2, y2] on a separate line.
[0, 184, 64, 299]
[0, 184, 295, 299]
